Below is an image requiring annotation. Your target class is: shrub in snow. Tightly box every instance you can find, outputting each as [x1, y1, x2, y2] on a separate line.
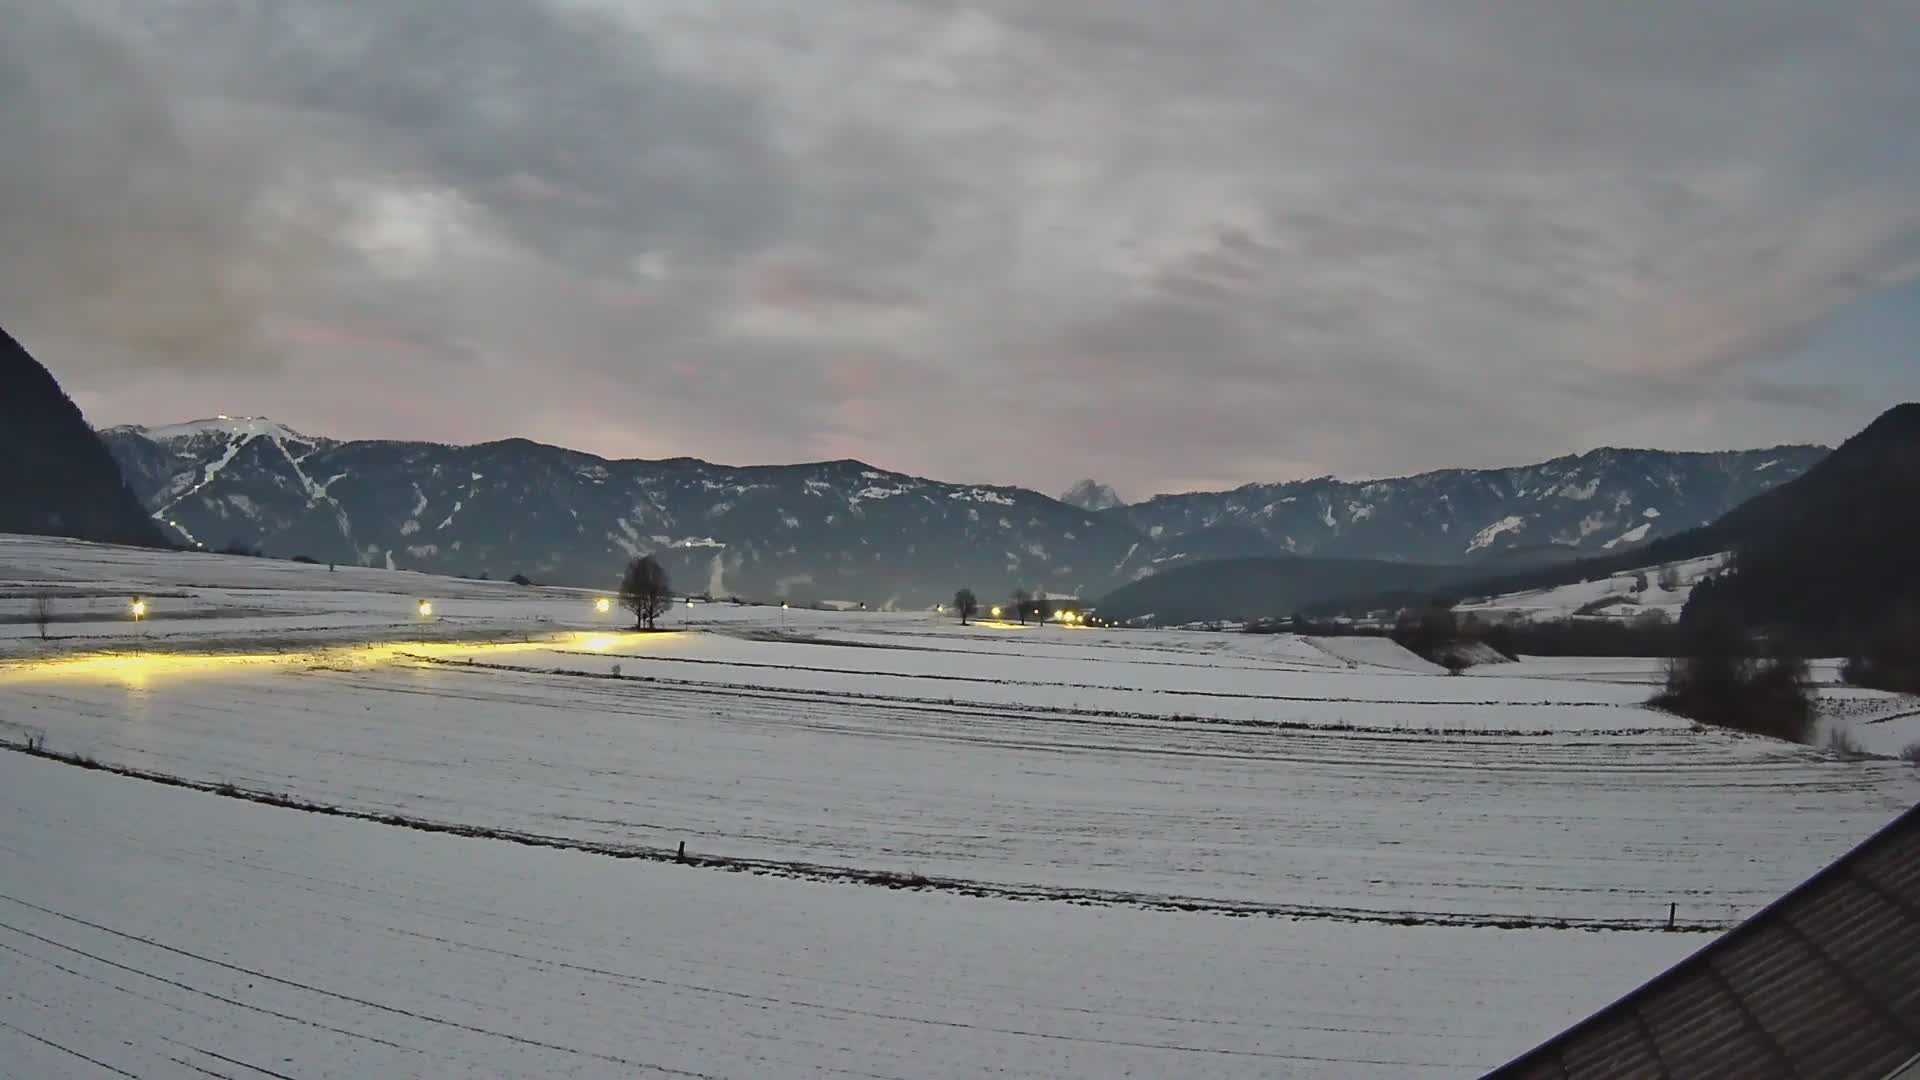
[1823, 726, 1868, 760]
[1650, 623, 1814, 744]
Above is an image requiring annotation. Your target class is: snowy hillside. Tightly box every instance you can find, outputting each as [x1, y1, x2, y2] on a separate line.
[103, 420, 1144, 606]
[1455, 553, 1729, 623]
[1113, 446, 1824, 564]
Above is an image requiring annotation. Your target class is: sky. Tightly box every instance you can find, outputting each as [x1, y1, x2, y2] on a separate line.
[5, 0, 1919, 499]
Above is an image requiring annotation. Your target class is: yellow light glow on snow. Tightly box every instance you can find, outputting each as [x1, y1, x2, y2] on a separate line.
[0, 631, 681, 688]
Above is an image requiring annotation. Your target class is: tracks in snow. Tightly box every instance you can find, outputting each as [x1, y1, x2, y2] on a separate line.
[402, 651, 1672, 740]
[0, 742, 1732, 933]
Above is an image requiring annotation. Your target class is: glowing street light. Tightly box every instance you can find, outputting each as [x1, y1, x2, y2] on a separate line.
[595, 597, 612, 614]
[130, 598, 147, 621]
[417, 600, 433, 618]
[990, 605, 1002, 618]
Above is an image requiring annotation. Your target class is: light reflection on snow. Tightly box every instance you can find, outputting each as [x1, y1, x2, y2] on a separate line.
[0, 631, 678, 686]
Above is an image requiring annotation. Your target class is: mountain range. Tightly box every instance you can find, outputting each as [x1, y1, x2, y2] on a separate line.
[1113, 445, 1825, 565]
[1238, 402, 1918, 638]
[96, 413, 1824, 606]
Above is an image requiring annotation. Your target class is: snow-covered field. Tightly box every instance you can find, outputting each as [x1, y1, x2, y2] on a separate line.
[1485, 655, 1920, 758]
[3, 535, 1916, 1078]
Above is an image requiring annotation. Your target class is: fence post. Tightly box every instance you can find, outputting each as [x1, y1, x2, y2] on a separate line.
[677, 840, 687, 864]
[1668, 902, 1676, 929]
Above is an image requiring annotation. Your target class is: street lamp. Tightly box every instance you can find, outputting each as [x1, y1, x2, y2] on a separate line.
[130, 598, 147, 621]
[990, 605, 1002, 618]
[595, 597, 612, 614]
[417, 600, 433, 618]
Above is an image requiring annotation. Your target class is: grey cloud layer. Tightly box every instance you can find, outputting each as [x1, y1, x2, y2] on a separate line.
[6, 0, 1917, 493]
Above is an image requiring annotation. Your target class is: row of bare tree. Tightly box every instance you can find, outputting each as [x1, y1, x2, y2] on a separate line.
[948, 588, 1058, 625]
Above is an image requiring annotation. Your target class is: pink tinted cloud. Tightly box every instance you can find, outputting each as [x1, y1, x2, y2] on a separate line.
[743, 259, 917, 312]
[270, 316, 444, 362]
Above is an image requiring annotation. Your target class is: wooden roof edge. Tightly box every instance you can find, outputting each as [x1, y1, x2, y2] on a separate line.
[1484, 799, 1920, 1079]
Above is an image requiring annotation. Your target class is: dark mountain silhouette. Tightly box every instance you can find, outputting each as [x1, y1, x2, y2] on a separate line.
[0, 326, 169, 548]
[1682, 402, 1920, 639]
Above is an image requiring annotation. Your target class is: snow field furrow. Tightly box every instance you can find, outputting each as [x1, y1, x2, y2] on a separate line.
[0, 752, 1706, 1077]
[5, 536, 1917, 1078]
[7, 657, 1914, 923]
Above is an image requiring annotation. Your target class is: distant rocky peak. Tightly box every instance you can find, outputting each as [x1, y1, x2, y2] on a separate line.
[1060, 478, 1125, 512]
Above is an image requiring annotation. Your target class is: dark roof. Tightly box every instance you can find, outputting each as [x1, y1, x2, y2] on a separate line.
[1486, 801, 1920, 1080]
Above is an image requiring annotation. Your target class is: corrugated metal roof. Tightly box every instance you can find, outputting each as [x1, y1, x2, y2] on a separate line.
[1486, 801, 1920, 1080]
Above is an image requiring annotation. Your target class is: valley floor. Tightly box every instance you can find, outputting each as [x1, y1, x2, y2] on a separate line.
[2, 535, 1915, 1077]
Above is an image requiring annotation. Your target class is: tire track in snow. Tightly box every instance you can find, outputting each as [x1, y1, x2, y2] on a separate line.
[0, 1017, 142, 1078]
[544, 646, 1634, 709]
[0, 932, 414, 1052]
[403, 652, 1665, 739]
[0, 895, 728, 1080]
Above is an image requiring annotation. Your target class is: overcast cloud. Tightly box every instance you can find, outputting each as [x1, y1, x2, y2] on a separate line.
[5, 0, 1918, 495]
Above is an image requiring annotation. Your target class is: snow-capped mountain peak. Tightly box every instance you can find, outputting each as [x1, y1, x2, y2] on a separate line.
[1059, 479, 1125, 512]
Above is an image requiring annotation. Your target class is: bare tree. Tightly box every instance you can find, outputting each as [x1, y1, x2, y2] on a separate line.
[29, 593, 52, 640]
[1656, 565, 1682, 592]
[953, 588, 979, 625]
[620, 556, 674, 630]
[1011, 589, 1031, 625]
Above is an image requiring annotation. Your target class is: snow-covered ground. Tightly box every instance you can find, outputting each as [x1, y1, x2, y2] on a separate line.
[1455, 553, 1728, 624]
[1486, 654, 1920, 758]
[2, 535, 1916, 1077]
[0, 751, 1704, 1079]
